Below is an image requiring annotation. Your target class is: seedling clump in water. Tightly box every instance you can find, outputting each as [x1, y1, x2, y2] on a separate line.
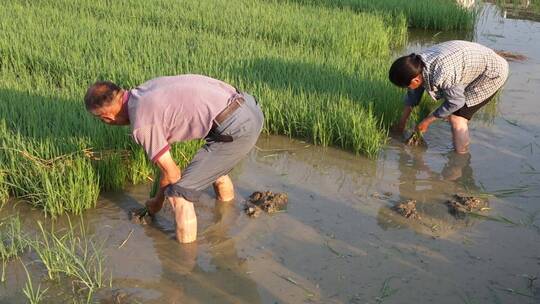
[245, 191, 288, 217]
[129, 207, 153, 225]
[393, 200, 420, 219]
[446, 194, 489, 218]
[405, 131, 427, 147]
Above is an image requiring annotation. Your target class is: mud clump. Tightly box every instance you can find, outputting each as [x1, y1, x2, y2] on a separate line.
[244, 191, 288, 218]
[393, 200, 420, 219]
[495, 50, 527, 62]
[95, 289, 130, 304]
[446, 194, 489, 218]
[129, 207, 153, 225]
[405, 131, 427, 147]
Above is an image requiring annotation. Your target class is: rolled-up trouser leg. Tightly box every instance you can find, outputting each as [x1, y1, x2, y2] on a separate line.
[449, 114, 470, 154]
[164, 92, 264, 202]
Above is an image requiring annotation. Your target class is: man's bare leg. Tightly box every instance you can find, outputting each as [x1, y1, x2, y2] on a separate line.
[449, 115, 471, 154]
[168, 196, 198, 243]
[213, 175, 235, 202]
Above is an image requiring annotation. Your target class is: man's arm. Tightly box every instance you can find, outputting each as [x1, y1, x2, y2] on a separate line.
[393, 87, 424, 133]
[433, 85, 466, 119]
[146, 150, 181, 214]
[417, 85, 466, 133]
[393, 105, 413, 133]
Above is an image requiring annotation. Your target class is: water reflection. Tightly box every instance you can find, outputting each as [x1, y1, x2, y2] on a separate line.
[377, 148, 480, 235]
[146, 199, 261, 304]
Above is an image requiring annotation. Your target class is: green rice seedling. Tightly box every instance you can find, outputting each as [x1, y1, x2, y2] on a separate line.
[34, 220, 107, 301]
[1, 148, 100, 216]
[21, 260, 48, 304]
[0, 216, 30, 282]
[0, 170, 8, 207]
[128, 147, 155, 186]
[376, 276, 399, 303]
[149, 170, 161, 199]
[93, 153, 128, 192]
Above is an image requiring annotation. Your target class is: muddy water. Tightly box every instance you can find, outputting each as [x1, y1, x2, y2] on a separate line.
[2, 4, 540, 304]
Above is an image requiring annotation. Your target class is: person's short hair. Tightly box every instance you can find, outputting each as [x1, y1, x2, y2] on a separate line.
[388, 54, 424, 87]
[84, 81, 121, 110]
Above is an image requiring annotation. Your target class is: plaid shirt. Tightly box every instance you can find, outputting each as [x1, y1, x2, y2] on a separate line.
[405, 40, 509, 118]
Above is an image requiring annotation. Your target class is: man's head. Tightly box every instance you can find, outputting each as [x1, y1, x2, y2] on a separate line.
[389, 53, 424, 90]
[84, 81, 129, 125]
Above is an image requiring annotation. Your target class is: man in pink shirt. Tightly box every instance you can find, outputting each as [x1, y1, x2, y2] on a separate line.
[84, 75, 264, 243]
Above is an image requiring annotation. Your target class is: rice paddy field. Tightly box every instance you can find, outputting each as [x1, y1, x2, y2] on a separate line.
[0, 0, 475, 215]
[2, 0, 540, 303]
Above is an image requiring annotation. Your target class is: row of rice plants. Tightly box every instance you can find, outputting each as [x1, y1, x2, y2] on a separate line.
[0, 0, 455, 214]
[279, 0, 477, 30]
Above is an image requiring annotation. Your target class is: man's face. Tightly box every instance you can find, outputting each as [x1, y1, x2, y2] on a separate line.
[90, 97, 127, 125]
[408, 74, 424, 90]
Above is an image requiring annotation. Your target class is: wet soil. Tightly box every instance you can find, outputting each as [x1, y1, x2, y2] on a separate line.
[393, 200, 420, 219]
[495, 50, 528, 62]
[129, 207, 153, 225]
[446, 194, 489, 218]
[405, 131, 427, 147]
[244, 191, 288, 217]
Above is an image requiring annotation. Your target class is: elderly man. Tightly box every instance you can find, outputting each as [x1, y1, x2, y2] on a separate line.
[85, 75, 264, 243]
[388, 40, 509, 153]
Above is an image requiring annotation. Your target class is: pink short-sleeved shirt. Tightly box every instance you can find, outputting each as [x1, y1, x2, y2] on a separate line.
[127, 75, 238, 162]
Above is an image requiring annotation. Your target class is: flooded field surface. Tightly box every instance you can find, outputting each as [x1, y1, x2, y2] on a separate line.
[2, 4, 540, 304]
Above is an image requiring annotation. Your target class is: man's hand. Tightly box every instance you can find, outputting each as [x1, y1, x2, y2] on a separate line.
[145, 196, 164, 215]
[144, 150, 181, 215]
[416, 115, 437, 133]
[392, 105, 413, 135]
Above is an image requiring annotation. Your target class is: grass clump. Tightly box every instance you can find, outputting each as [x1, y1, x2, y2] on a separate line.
[34, 220, 107, 301]
[0, 215, 109, 302]
[0, 143, 100, 216]
[21, 261, 48, 304]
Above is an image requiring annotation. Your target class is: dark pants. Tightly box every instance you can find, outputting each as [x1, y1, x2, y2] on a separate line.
[453, 92, 497, 120]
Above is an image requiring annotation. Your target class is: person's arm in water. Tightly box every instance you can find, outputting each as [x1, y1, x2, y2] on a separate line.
[417, 85, 465, 133]
[393, 87, 425, 133]
[146, 150, 181, 214]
